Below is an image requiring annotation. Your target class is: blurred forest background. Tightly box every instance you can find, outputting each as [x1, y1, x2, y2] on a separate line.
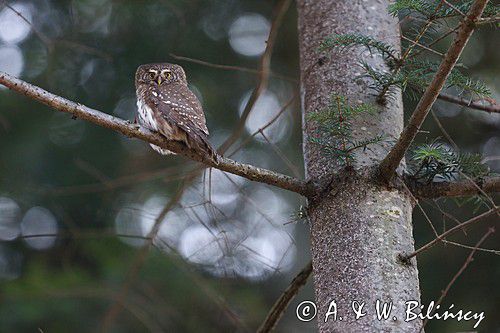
[0, 0, 498, 332]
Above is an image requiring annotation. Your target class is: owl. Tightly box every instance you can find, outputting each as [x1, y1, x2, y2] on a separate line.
[135, 63, 217, 162]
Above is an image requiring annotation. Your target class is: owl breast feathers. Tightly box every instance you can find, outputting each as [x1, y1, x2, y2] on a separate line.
[135, 63, 217, 162]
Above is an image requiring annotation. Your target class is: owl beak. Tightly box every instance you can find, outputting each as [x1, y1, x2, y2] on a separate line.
[157, 76, 163, 85]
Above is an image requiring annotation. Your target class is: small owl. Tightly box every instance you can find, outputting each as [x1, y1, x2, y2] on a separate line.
[135, 63, 217, 162]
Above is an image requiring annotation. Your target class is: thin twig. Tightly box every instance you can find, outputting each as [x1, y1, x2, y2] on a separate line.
[401, 181, 440, 237]
[442, 0, 466, 17]
[420, 227, 495, 331]
[4, 3, 112, 61]
[228, 94, 297, 158]
[442, 239, 499, 255]
[378, 1, 445, 101]
[402, 207, 499, 260]
[401, 35, 445, 57]
[99, 180, 191, 332]
[43, 165, 202, 196]
[259, 129, 301, 178]
[458, 171, 496, 209]
[437, 93, 500, 114]
[411, 24, 459, 59]
[429, 200, 466, 234]
[0, 72, 312, 196]
[476, 15, 500, 25]
[378, 0, 491, 182]
[257, 261, 313, 333]
[14, 287, 165, 333]
[169, 53, 296, 82]
[430, 109, 458, 150]
[217, 0, 292, 154]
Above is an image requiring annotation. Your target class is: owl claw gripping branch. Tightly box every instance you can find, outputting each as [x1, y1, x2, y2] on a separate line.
[135, 63, 219, 164]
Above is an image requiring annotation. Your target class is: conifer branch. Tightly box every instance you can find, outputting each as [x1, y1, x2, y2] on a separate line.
[406, 176, 500, 199]
[378, 0, 491, 182]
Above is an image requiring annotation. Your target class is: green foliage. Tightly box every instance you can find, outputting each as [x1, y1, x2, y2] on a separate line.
[320, 34, 399, 61]
[322, 36, 491, 101]
[389, 0, 498, 19]
[403, 59, 491, 97]
[320, 1, 495, 103]
[358, 58, 492, 100]
[409, 141, 489, 183]
[454, 194, 491, 214]
[307, 95, 385, 166]
[358, 61, 406, 100]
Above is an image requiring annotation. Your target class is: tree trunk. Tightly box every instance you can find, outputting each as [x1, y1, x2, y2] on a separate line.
[297, 1, 423, 332]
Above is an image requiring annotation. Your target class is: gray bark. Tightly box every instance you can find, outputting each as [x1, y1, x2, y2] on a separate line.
[297, 1, 423, 332]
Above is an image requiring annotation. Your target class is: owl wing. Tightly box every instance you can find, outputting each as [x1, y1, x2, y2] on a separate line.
[145, 86, 209, 137]
[176, 87, 210, 136]
[143, 86, 218, 162]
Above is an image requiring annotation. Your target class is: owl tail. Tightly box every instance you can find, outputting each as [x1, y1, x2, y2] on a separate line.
[187, 132, 219, 165]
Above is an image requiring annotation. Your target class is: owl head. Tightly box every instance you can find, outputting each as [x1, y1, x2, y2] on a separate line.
[135, 63, 187, 87]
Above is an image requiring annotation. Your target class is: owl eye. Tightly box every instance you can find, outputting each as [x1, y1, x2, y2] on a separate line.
[165, 72, 172, 79]
[147, 72, 156, 80]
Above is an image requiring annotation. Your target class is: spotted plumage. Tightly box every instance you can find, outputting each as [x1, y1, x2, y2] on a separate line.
[135, 63, 217, 162]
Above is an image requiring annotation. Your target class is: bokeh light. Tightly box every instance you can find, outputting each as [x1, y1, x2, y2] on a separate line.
[114, 203, 146, 247]
[20, 207, 58, 250]
[0, 45, 24, 79]
[0, 197, 21, 241]
[239, 90, 292, 143]
[178, 225, 224, 265]
[0, 3, 32, 45]
[228, 13, 270, 57]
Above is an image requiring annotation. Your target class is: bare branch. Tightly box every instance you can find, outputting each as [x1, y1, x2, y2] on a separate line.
[477, 15, 500, 25]
[4, 3, 112, 61]
[401, 207, 499, 260]
[421, 227, 494, 331]
[44, 165, 201, 196]
[442, 0, 466, 17]
[401, 35, 445, 57]
[217, 0, 292, 154]
[378, 0, 491, 181]
[437, 93, 500, 114]
[0, 72, 312, 196]
[407, 176, 500, 199]
[257, 261, 312, 333]
[99, 182, 189, 332]
[169, 53, 296, 83]
[21, 287, 165, 333]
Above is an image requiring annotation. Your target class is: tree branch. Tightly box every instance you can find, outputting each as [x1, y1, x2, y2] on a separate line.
[401, 207, 499, 261]
[257, 261, 312, 333]
[477, 15, 500, 25]
[0, 72, 312, 197]
[217, 0, 291, 154]
[420, 227, 494, 331]
[437, 93, 500, 114]
[378, 0, 491, 181]
[169, 53, 296, 83]
[407, 176, 500, 199]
